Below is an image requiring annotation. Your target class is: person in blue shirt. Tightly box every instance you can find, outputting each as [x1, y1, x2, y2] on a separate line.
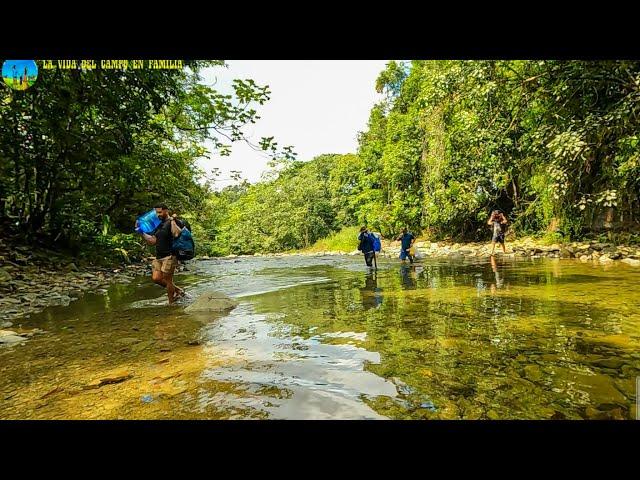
[357, 226, 376, 267]
[396, 228, 415, 263]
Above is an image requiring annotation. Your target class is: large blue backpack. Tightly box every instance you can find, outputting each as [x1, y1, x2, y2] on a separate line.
[371, 232, 382, 253]
[172, 225, 195, 261]
[358, 231, 381, 253]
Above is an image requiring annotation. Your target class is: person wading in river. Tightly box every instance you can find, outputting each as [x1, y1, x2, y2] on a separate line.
[357, 226, 376, 268]
[138, 203, 186, 304]
[487, 209, 508, 255]
[396, 228, 416, 263]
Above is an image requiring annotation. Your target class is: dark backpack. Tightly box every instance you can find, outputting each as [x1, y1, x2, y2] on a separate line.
[172, 225, 195, 261]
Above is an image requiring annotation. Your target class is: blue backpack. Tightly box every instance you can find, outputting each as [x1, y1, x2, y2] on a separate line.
[371, 232, 382, 253]
[172, 226, 195, 261]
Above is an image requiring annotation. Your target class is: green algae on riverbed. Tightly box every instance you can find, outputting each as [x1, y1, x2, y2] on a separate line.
[0, 255, 639, 419]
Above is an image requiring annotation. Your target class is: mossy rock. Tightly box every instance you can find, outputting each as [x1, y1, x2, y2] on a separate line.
[184, 291, 238, 313]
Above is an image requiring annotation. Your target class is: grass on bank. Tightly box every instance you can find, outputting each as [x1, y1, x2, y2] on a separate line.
[302, 226, 361, 253]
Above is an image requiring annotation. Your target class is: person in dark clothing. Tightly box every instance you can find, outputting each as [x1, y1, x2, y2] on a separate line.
[487, 209, 508, 255]
[357, 226, 376, 267]
[396, 228, 415, 263]
[137, 203, 185, 304]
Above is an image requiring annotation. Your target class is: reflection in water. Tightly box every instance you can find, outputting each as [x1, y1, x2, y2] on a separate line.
[0, 255, 639, 420]
[360, 272, 383, 310]
[490, 255, 505, 292]
[400, 265, 420, 290]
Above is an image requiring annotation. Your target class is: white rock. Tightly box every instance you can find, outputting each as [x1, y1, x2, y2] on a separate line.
[621, 258, 640, 267]
[0, 330, 26, 344]
[0, 335, 27, 344]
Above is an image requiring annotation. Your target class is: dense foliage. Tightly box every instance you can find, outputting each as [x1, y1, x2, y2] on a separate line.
[2, 60, 639, 261]
[0, 60, 292, 261]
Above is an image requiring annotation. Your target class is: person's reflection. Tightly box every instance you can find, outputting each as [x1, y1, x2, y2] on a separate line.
[361, 272, 383, 310]
[400, 264, 417, 290]
[489, 255, 504, 293]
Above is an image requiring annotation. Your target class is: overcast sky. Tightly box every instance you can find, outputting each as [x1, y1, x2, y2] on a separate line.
[197, 60, 387, 189]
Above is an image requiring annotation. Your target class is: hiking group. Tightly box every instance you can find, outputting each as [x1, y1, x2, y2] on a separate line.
[137, 204, 508, 303]
[357, 209, 509, 268]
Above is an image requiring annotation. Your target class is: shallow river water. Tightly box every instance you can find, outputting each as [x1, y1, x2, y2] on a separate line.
[1, 255, 639, 419]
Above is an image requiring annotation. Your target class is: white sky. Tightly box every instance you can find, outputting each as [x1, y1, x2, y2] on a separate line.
[197, 60, 387, 189]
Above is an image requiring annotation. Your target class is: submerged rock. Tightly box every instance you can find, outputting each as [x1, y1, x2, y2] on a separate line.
[523, 365, 543, 382]
[84, 371, 133, 389]
[0, 329, 27, 345]
[591, 358, 625, 370]
[184, 291, 238, 313]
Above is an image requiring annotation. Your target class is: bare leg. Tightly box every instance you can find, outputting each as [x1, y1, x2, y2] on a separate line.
[490, 241, 496, 255]
[164, 272, 176, 304]
[152, 270, 167, 287]
[501, 242, 507, 253]
[174, 285, 185, 300]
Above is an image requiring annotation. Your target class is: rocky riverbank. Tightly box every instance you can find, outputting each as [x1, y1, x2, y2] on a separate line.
[207, 237, 640, 266]
[0, 262, 148, 344]
[0, 240, 186, 345]
[377, 238, 640, 265]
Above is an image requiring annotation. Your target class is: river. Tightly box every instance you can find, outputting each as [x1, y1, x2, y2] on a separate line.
[1, 254, 639, 419]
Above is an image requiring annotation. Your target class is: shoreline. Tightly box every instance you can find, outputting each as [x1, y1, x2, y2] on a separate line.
[209, 238, 640, 266]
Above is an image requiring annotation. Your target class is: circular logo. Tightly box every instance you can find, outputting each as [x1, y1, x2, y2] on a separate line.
[2, 60, 38, 91]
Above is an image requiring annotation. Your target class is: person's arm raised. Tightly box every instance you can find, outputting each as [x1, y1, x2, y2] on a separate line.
[170, 216, 182, 238]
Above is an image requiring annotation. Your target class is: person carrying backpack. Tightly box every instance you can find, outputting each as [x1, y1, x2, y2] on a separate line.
[357, 226, 379, 268]
[171, 218, 195, 262]
[136, 203, 187, 305]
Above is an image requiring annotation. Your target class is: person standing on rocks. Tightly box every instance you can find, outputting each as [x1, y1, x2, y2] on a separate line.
[396, 228, 416, 263]
[358, 226, 376, 268]
[488, 210, 508, 255]
[137, 203, 185, 305]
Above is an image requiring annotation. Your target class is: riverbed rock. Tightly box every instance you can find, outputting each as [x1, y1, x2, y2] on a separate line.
[584, 406, 626, 420]
[0, 330, 27, 344]
[184, 291, 238, 313]
[621, 258, 640, 267]
[523, 365, 543, 382]
[559, 248, 574, 258]
[0, 268, 12, 282]
[591, 358, 625, 370]
[84, 371, 133, 389]
[486, 409, 500, 420]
